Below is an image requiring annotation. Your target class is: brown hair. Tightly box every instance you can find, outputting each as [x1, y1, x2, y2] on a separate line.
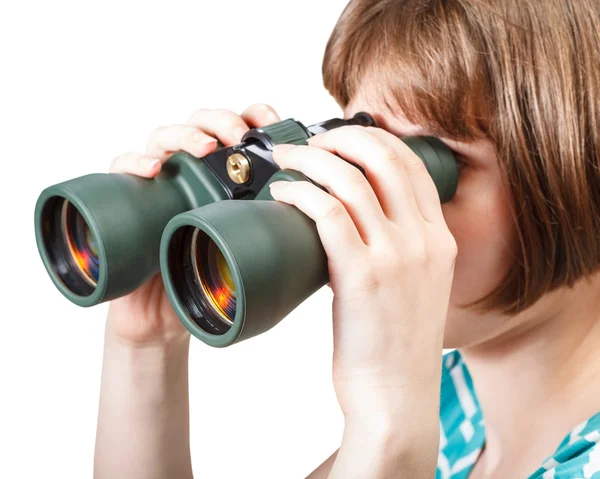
[322, 0, 600, 315]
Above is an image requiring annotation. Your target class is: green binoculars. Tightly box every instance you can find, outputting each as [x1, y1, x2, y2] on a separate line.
[34, 112, 458, 347]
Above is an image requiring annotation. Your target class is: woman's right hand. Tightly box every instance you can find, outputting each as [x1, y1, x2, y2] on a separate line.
[97, 105, 282, 479]
[105, 103, 282, 348]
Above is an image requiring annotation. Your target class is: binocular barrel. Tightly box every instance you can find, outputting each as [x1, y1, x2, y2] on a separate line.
[34, 112, 458, 347]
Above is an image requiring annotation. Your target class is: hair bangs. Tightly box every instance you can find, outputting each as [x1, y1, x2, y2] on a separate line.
[322, 0, 491, 141]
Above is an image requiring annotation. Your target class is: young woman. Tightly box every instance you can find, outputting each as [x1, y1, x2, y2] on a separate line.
[93, 1, 600, 478]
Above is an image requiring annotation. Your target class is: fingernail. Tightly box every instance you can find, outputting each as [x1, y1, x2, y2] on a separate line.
[144, 158, 161, 170]
[269, 181, 288, 189]
[193, 133, 217, 145]
[273, 144, 295, 154]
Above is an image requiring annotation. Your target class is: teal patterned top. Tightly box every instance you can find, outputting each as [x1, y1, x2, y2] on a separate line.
[436, 349, 600, 478]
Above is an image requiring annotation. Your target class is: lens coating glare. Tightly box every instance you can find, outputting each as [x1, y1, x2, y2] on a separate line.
[192, 229, 236, 324]
[61, 200, 100, 286]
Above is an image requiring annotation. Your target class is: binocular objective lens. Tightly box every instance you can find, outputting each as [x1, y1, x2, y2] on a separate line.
[40, 197, 100, 296]
[191, 229, 236, 325]
[167, 226, 238, 336]
[61, 200, 100, 286]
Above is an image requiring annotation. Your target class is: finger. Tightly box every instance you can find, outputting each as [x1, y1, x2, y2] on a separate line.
[145, 125, 218, 160]
[109, 152, 162, 177]
[365, 126, 445, 224]
[268, 180, 366, 265]
[272, 144, 389, 246]
[187, 108, 250, 146]
[306, 126, 426, 226]
[240, 103, 281, 128]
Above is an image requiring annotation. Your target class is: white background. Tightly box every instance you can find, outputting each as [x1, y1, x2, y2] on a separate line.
[0, 1, 354, 477]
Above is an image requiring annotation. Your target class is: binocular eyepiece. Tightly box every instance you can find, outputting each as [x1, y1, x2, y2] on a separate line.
[35, 112, 458, 347]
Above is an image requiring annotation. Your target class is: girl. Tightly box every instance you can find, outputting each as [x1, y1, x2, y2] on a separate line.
[93, 1, 600, 477]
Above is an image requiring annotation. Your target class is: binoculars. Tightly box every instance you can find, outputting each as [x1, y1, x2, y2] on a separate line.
[34, 112, 458, 347]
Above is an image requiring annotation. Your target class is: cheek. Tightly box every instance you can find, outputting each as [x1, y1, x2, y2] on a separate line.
[442, 177, 517, 306]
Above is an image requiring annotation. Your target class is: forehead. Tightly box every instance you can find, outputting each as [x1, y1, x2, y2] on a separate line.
[344, 89, 432, 138]
[343, 83, 497, 164]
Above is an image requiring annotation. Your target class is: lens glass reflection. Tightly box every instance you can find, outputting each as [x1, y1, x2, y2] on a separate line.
[191, 230, 236, 324]
[60, 200, 99, 286]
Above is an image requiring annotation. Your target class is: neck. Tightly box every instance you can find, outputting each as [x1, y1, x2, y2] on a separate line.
[460, 272, 600, 474]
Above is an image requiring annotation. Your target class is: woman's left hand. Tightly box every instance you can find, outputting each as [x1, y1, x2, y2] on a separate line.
[270, 125, 458, 475]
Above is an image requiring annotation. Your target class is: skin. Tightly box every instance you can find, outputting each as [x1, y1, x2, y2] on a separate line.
[340, 86, 600, 478]
[94, 88, 600, 478]
[95, 99, 455, 478]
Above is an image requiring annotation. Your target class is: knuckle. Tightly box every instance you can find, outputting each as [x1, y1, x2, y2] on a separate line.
[217, 110, 246, 131]
[108, 159, 119, 172]
[402, 231, 458, 269]
[434, 233, 459, 263]
[298, 179, 314, 191]
[342, 124, 366, 140]
[187, 108, 210, 123]
[354, 260, 384, 292]
[379, 144, 401, 165]
[289, 180, 307, 194]
[402, 239, 430, 266]
[341, 124, 361, 134]
[321, 125, 355, 141]
[109, 155, 122, 169]
[214, 108, 239, 121]
[109, 151, 134, 171]
[149, 125, 167, 140]
[345, 166, 367, 187]
[250, 102, 275, 114]
[319, 198, 346, 222]
[110, 151, 127, 164]
[179, 126, 197, 143]
[404, 153, 427, 170]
